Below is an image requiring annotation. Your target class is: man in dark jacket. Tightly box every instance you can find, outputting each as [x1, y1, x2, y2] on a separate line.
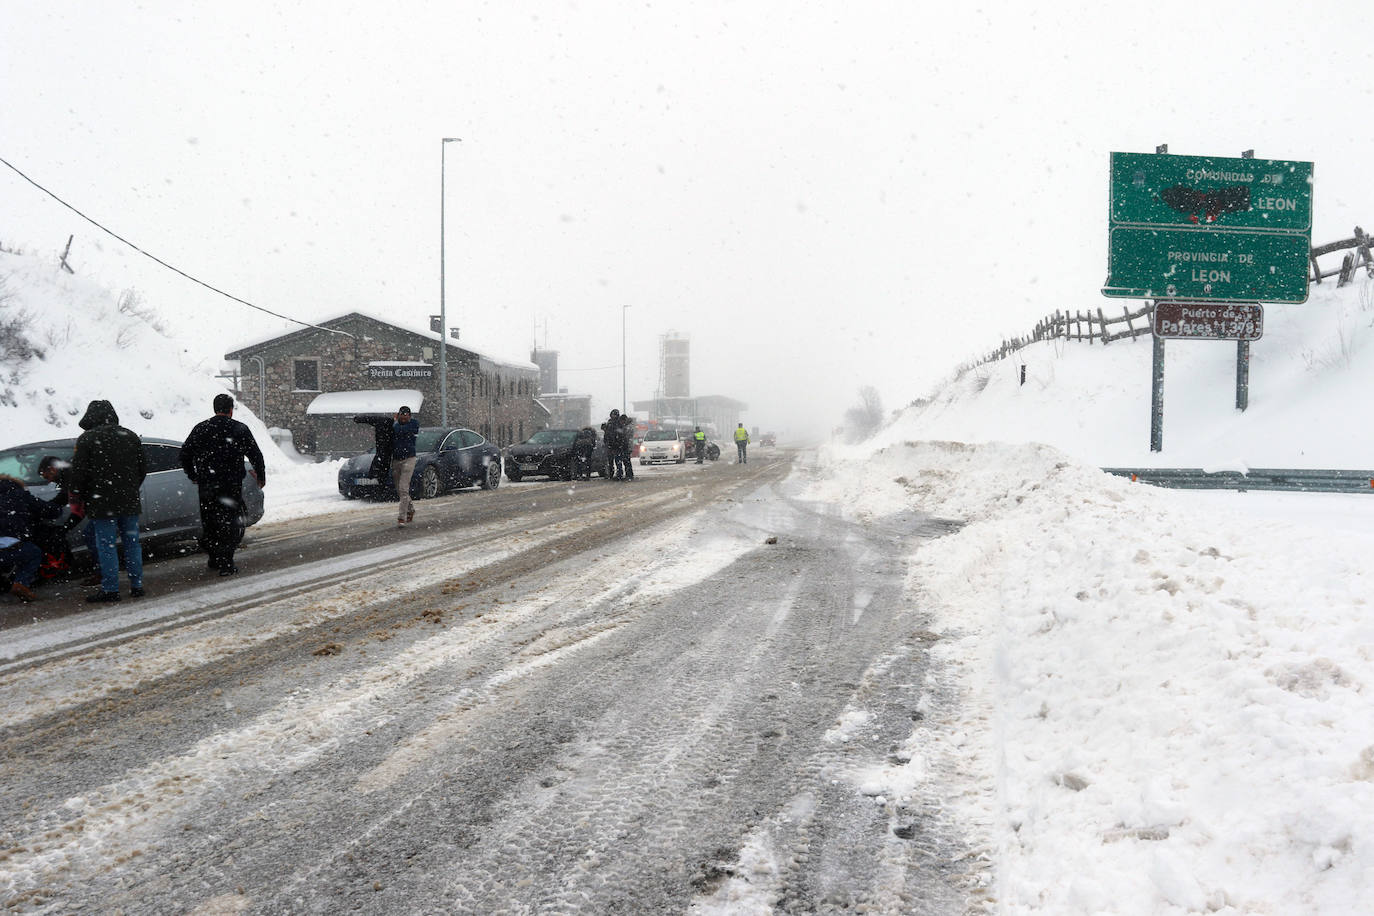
[618, 414, 636, 481]
[573, 427, 597, 480]
[71, 399, 146, 602]
[182, 394, 267, 575]
[0, 474, 63, 602]
[601, 410, 624, 480]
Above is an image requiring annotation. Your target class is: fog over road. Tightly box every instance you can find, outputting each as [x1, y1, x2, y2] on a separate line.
[0, 452, 983, 914]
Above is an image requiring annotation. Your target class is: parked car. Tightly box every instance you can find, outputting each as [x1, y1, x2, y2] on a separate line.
[678, 432, 721, 462]
[639, 428, 686, 465]
[337, 422, 502, 499]
[0, 436, 266, 559]
[759, 432, 777, 447]
[504, 429, 609, 481]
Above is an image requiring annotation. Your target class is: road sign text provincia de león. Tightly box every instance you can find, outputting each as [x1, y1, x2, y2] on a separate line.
[1153, 302, 1263, 341]
[1104, 227, 1309, 302]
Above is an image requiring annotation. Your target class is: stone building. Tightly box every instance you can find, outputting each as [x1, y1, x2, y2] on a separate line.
[224, 311, 544, 457]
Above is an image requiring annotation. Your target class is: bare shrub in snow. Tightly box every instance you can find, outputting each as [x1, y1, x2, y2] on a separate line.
[117, 288, 167, 334]
[0, 273, 45, 364]
[843, 385, 885, 443]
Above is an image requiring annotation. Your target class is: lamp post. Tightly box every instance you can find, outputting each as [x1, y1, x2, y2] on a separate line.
[440, 137, 461, 426]
[622, 304, 631, 412]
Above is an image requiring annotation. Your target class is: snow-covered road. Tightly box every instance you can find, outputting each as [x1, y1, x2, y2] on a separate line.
[0, 452, 983, 913]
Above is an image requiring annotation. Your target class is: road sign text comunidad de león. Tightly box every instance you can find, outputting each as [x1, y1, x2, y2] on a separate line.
[1109, 152, 1312, 232]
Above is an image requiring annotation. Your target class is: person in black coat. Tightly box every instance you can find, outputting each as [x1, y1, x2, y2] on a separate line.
[573, 427, 597, 480]
[601, 410, 624, 480]
[0, 474, 63, 602]
[181, 394, 266, 576]
[72, 399, 147, 602]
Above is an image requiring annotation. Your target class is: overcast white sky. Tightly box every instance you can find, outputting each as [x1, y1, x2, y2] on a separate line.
[2, 2, 1370, 441]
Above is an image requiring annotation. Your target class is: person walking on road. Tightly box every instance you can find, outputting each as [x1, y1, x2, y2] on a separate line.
[71, 400, 146, 602]
[391, 406, 420, 526]
[693, 426, 706, 464]
[181, 394, 267, 576]
[733, 423, 750, 464]
[0, 473, 63, 602]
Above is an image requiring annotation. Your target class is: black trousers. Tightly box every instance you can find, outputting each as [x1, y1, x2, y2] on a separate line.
[200, 487, 244, 567]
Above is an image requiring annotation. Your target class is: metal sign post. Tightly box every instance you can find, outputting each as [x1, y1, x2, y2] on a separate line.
[1151, 326, 1165, 452]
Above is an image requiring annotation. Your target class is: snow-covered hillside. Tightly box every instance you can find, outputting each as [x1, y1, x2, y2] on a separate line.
[0, 247, 291, 468]
[881, 274, 1374, 469]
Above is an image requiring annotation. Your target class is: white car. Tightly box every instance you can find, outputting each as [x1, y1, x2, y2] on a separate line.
[638, 429, 686, 465]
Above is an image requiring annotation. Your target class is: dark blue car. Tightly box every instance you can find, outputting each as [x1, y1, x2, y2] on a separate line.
[337, 420, 502, 499]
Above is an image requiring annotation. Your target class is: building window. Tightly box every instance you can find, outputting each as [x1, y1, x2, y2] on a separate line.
[470, 376, 477, 397]
[494, 375, 501, 404]
[293, 358, 320, 391]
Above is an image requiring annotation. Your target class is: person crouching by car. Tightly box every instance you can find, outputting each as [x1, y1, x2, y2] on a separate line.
[181, 394, 267, 576]
[0, 473, 63, 602]
[34, 455, 86, 571]
[391, 406, 420, 527]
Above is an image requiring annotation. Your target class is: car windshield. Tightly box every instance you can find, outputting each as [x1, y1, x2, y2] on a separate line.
[0, 444, 75, 486]
[645, 430, 677, 441]
[525, 430, 577, 446]
[416, 429, 448, 453]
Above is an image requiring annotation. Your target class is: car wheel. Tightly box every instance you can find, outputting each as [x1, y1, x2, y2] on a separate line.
[598, 464, 611, 479]
[506, 467, 523, 482]
[340, 487, 357, 500]
[480, 461, 501, 490]
[676, 457, 685, 464]
[421, 465, 442, 499]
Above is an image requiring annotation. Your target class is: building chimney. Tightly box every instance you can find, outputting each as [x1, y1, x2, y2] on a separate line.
[449, 327, 460, 340]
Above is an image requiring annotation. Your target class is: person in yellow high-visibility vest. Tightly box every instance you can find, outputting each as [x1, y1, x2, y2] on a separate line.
[693, 427, 706, 464]
[733, 423, 750, 464]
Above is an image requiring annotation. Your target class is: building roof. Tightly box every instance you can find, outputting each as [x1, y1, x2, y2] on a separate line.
[225, 311, 537, 371]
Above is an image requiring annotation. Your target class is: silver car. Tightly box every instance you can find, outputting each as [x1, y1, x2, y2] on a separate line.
[0, 436, 265, 557]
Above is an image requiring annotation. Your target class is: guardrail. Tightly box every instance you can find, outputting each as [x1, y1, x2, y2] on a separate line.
[1103, 467, 1374, 494]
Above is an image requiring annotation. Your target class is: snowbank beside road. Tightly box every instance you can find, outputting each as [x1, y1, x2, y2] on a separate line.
[813, 439, 1374, 914]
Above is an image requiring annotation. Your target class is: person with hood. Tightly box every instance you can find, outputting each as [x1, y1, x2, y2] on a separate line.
[70, 399, 147, 602]
[181, 394, 267, 575]
[0, 473, 63, 602]
[573, 426, 597, 480]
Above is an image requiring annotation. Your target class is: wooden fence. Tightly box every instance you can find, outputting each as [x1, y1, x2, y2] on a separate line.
[956, 226, 1373, 375]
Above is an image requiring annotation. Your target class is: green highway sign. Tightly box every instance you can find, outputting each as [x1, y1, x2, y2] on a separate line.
[1103, 226, 1310, 303]
[1109, 152, 1313, 233]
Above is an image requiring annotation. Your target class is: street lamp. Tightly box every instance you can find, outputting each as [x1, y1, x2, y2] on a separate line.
[622, 304, 631, 412]
[440, 137, 461, 426]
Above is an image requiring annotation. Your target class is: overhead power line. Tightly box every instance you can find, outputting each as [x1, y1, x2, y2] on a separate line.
[0, 154, 353, 340]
